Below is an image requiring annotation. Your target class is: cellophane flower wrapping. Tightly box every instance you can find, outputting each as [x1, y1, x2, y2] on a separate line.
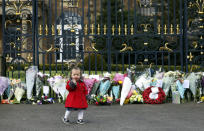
[0, 77, 10, 95]
[56, 79, 68, 101]
[84, 78, 97, 94]
[99, 79, 111, 96]
[5, 85, 12, 98]
[26, 66, 38, 100]
[48, 76, 61, 94]
[185, 73, 200, 97]
[172, 91, 180, 104]
[36, 72, 50, 97]
[36, 76, 43, 97]
[126, 85, 136, 99]
[135, 74, 152, 92]
[154, 71, 164, 80]
[43, 86, 49, 96]
[89, 82, 100, 95]
[14, 87, 25, 103]
[48, 75, 68, 101]
[120, 77, 132, 106]
[162, 76, 175, 96]
[176, 80, 185, 99]
[112, 85, 120, 99]
[9, 79, 21, 101]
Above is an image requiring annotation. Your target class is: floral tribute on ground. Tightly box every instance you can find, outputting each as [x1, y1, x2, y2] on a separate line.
[0, 66, 204, 105]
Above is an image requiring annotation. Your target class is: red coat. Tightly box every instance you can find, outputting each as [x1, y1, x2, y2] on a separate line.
[65, 80, 88, 108]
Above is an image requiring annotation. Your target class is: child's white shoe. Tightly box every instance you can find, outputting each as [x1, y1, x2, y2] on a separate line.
[77, 119, 85, 124]
[61, 117, 70, 124]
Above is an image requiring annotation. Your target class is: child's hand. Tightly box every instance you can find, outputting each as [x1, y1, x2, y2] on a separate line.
[69, 80, 77, 90]
[72, 79, 77, 84]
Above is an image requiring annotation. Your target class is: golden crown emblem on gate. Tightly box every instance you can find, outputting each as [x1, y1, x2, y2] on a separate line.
[64, 0, 79, 8]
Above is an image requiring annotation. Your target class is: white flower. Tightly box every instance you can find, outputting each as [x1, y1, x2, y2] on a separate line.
[103, 72, 111, 78]
[91, 94, 96, 98]
[37, 72, 44, 77]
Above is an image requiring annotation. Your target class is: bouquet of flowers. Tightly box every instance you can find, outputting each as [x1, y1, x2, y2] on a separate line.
[129, 90, 143, 103]
[113, 73, 126, 83]
[92, 94, 113, 105]
[10, 79, 23, 103]
[37, 94, 55, 105]
[84, 78, 97, 94]
[99, 79, 111, 96]
[36, 72, 49, 98]
[111, 73, 125, 101]
[47, 74, 68, 102]
[0, 77, 10, 96]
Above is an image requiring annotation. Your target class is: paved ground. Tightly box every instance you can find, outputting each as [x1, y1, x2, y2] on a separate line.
[0, 103, 204, 131]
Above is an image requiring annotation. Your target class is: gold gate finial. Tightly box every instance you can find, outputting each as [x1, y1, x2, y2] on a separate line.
[170, 24, 174, 34]
[97, 24, 100, 35]
[164, 25, 167, 34]
[177, 24, 180, 34]
[104, 25, 107, 35]
[118, 25, 121, 35]
[112, 25, 115, 35]
[45, 25, 48, 35]
[131, 25, 134, 35]
[91, 24, 94, 35]
[158, 24, 161, 34]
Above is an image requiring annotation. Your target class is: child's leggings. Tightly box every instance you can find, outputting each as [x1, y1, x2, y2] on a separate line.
[64, 110, 84, 120]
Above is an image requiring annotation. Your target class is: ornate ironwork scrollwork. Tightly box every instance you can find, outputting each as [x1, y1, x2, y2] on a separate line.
[26, 53, 33, 63]
[120, 43, 133, 52]
[141, 24, 151, 32]
[159, 43, 173, 52]
[46, 45, 59, 53]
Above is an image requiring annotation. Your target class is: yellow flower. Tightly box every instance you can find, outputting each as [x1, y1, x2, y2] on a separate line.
[132, 90, 138, 95]
[152, 78, 157, 82]
[124, 98, 130, 104]
[138, 96, 141, 102]
[201, 96, 204, 102]
[118, 81, 123, 84]
[107, 97, 113, 101]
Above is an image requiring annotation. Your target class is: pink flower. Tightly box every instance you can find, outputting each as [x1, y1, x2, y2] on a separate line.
[84, 78, 97, 94]
[113, 73, 125, 83]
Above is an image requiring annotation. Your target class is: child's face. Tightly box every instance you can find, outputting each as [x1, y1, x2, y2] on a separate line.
[71, 69, 81, 81]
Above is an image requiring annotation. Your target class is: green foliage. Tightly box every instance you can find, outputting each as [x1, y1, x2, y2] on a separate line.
[97, 0, 132, 25]
[83, 53, 107, 70]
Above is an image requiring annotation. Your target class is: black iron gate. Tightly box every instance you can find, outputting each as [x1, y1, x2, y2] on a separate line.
[2, 0, 204, 79]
